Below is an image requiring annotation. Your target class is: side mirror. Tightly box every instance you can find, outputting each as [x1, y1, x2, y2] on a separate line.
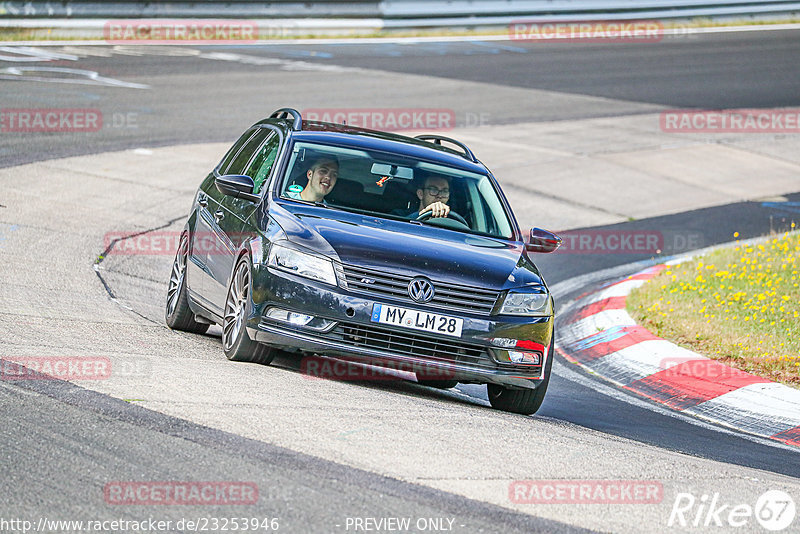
[525, 228, 562, 253]
[215, 174, 259, 202]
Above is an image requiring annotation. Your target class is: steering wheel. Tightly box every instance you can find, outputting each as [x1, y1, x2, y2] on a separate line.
[416, 209, 469, 226]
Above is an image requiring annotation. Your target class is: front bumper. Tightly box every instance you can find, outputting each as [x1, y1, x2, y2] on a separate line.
[247, 265, 553, 389]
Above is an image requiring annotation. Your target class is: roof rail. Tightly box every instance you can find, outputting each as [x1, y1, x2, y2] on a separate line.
[414, 135, 477, 163]
[270, 108, 302, 131]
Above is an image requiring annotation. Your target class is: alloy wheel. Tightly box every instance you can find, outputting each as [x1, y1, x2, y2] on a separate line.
[223, 261, 250, 350]
[166, 235, 188, 317]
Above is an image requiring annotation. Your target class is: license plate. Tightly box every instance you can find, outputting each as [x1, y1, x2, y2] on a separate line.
[370, 304, 463, 338]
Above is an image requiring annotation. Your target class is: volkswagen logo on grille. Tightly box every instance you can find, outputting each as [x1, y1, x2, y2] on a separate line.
[408, 277, 435, 303]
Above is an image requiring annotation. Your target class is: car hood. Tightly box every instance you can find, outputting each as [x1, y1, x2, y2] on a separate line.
[271, 202, 544, 289]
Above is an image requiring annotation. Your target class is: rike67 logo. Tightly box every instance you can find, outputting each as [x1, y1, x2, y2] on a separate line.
[668, 490, 796, 531]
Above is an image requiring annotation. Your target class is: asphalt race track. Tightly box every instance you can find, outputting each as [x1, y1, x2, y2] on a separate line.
[1, 28, 800, 533]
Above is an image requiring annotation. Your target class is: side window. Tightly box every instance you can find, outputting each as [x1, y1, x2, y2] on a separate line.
[223, 128, 272, 176]
[218, 128, 257, 174]
[245, 132, 281, 195]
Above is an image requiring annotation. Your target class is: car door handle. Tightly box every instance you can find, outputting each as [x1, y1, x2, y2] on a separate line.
[214, 210, 225, 222]
[197, 193, 208, 208]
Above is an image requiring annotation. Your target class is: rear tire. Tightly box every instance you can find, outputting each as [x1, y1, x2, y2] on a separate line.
[222, 256, 274, 365]
[165, 233, 209, 335]
[487, 338, 554, 415]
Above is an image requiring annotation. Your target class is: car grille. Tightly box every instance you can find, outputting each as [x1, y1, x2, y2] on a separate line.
[318, 321, 498, 371]
[342, 264, 500, 315]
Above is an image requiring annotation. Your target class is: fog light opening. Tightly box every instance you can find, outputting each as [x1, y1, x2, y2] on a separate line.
[264, 308, 335, 331]
[266, 308, 314, 325]
[508, 350, 541, 365]
[290, 313, 313, 325]
[490, 338, 548, 366]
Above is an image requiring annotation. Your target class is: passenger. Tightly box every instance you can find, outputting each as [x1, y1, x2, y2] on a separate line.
[287, 156, 339, 202]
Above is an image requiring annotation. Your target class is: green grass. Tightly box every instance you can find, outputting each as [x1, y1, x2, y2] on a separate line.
[628, 228, 800, 388]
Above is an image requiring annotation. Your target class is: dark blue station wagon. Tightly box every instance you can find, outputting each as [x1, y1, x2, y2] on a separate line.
[166, 108, 561, 415]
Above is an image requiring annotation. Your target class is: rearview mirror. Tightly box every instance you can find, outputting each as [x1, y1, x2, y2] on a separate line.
[370, 163, 414, 180]
[215, 174, 259, 202]
[526, 228, 562, 253]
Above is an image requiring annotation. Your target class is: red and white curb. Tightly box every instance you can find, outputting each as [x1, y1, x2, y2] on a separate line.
[558, 264, 800, 448]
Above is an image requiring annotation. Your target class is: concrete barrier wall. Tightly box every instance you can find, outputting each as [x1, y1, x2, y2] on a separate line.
[0, 2, 380, 18]
[1, 0, 799, 20]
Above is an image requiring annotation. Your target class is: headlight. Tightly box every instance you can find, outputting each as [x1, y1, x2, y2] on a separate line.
[267, 243, 338, 286]
[499, 288, 550, 316]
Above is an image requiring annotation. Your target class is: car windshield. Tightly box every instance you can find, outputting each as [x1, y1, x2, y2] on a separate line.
[278, 141, 514, 239]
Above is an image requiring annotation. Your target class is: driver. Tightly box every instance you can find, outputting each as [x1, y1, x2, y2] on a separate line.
[405, 174, 451, 219]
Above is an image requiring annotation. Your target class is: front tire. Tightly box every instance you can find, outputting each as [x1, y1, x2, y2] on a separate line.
[166, 233, 209, 334]
[416, 375, 459, 389]
[487, 338, 554, 415]
[222, 256, 274, 365]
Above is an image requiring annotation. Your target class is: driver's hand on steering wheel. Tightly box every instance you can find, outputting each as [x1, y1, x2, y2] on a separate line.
[422, 201, 450, 218]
